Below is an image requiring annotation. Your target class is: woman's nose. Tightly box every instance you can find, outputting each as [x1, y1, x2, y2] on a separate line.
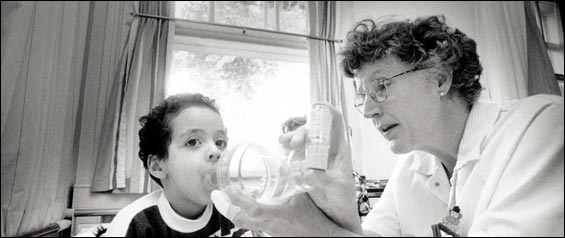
[363, 98, 383, 119]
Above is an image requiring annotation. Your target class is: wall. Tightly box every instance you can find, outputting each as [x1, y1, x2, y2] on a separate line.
[337, 1, 480, 180]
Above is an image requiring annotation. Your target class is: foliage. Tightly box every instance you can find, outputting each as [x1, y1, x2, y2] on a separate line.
[172, 51, 276, 99]
[173, 1, 306, 98]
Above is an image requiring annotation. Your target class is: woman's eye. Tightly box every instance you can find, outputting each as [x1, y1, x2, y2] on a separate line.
[216, 140, 227, 149]
[186, 139, 201, 147]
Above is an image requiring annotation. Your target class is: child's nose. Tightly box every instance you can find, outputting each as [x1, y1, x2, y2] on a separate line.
[208, 153, 220, 161]
[208, 146, 221, 162]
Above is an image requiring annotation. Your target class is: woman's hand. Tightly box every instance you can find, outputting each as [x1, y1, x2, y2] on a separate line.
[212, 102, 363, 236]
[279, 102, 363, 234]
[213, 188, 342, 236]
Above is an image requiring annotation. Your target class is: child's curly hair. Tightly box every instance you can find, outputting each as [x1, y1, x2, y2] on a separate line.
[339, 15, 483, 107]
[138, 93, 220, 187]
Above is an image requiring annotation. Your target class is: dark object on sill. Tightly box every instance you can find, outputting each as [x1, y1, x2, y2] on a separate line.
[95, 226, 108, 237]
[17, 220, 71, 237]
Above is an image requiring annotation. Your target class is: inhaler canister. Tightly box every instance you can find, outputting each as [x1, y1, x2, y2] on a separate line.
[304, 104, 332, 171]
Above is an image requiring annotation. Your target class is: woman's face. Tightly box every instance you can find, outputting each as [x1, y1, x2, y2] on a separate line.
[163, 106, 227, 206]
[356, 56, 443, 154]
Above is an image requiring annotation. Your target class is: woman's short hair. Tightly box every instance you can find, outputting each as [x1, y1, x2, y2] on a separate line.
[138, 93, 220, 186]
[339, 15, 483, 107]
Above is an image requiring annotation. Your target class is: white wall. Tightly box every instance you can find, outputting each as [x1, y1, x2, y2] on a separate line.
[337, 1, 480, 180]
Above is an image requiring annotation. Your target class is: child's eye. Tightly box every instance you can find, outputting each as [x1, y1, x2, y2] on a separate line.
[186, 139, 201, 147]
[215, 139, 227, 149]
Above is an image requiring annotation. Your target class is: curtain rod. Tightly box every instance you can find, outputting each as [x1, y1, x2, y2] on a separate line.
[131, 12, 342, 43]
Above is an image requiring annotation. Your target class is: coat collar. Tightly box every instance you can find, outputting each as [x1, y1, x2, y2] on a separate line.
[455, 99, 505, 171]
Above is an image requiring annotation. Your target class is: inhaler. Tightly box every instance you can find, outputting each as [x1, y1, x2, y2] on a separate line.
[207, 104, 332, 205]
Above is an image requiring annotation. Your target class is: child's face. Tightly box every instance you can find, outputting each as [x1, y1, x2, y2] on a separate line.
[163, 106, 227, 206]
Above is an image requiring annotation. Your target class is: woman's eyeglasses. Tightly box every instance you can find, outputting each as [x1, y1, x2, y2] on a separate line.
[353, 67, 430, 115]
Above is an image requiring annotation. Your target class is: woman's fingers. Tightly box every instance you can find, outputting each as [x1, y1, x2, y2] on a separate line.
[279, 126, 307, 149]
[231, 209, 271, 231]
[302, 169, 329, 188]
[214, 188, 288, 234]
[289, 127, 307, 148]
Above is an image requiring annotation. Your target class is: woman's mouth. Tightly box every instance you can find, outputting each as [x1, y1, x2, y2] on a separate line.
[380, 124, 398, 134]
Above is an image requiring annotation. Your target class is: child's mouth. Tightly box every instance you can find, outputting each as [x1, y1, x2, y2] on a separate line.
[205, 170, 219, 189]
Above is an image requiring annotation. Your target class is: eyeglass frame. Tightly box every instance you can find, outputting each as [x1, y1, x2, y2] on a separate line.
[353, 66, 431, 114]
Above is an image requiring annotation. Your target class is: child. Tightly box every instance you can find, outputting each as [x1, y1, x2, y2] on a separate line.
[103, 93, 248, 237]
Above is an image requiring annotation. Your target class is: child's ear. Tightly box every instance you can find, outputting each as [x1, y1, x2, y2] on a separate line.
[148, 155, 168, 179]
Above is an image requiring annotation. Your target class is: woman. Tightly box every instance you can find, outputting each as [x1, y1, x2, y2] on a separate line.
[213, 15, 564, 236]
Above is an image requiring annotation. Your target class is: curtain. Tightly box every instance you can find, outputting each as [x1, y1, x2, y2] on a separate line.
[525, 1, 561, 96]
[73, 1, 137, 193]
[90, 2, 170, 193]
[475, 1, 561, 101]
[1, 2, 89, 236]
[307, 1, 351, 145]
[307, 3, 362, 232]
[474, 1, 529, 101]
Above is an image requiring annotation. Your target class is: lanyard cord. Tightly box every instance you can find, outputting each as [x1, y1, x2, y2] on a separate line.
[447, 171, 458, 213]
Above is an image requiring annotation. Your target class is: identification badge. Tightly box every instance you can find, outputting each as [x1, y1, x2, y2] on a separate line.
[431, 206, 462, 237]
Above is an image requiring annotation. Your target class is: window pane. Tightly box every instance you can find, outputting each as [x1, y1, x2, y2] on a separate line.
[169, 50, 310, 146]
[266, 1, 276, 31]
[539, 2, 564, 74]
[175, 1, 209, 22]
[279, 1, 307, 34]
[215, 1, 265, 29]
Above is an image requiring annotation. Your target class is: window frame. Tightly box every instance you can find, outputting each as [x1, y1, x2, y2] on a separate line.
[535, 1, 564, 82]
[176, 1, 306, 34]
[172, 35, 308, 64]
[171, 1, 308, 49]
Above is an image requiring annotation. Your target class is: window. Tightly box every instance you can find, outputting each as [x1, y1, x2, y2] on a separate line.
[174, 1, 307, 34]
[535, 1, 564, 94]
[168, 1, 310, 147]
